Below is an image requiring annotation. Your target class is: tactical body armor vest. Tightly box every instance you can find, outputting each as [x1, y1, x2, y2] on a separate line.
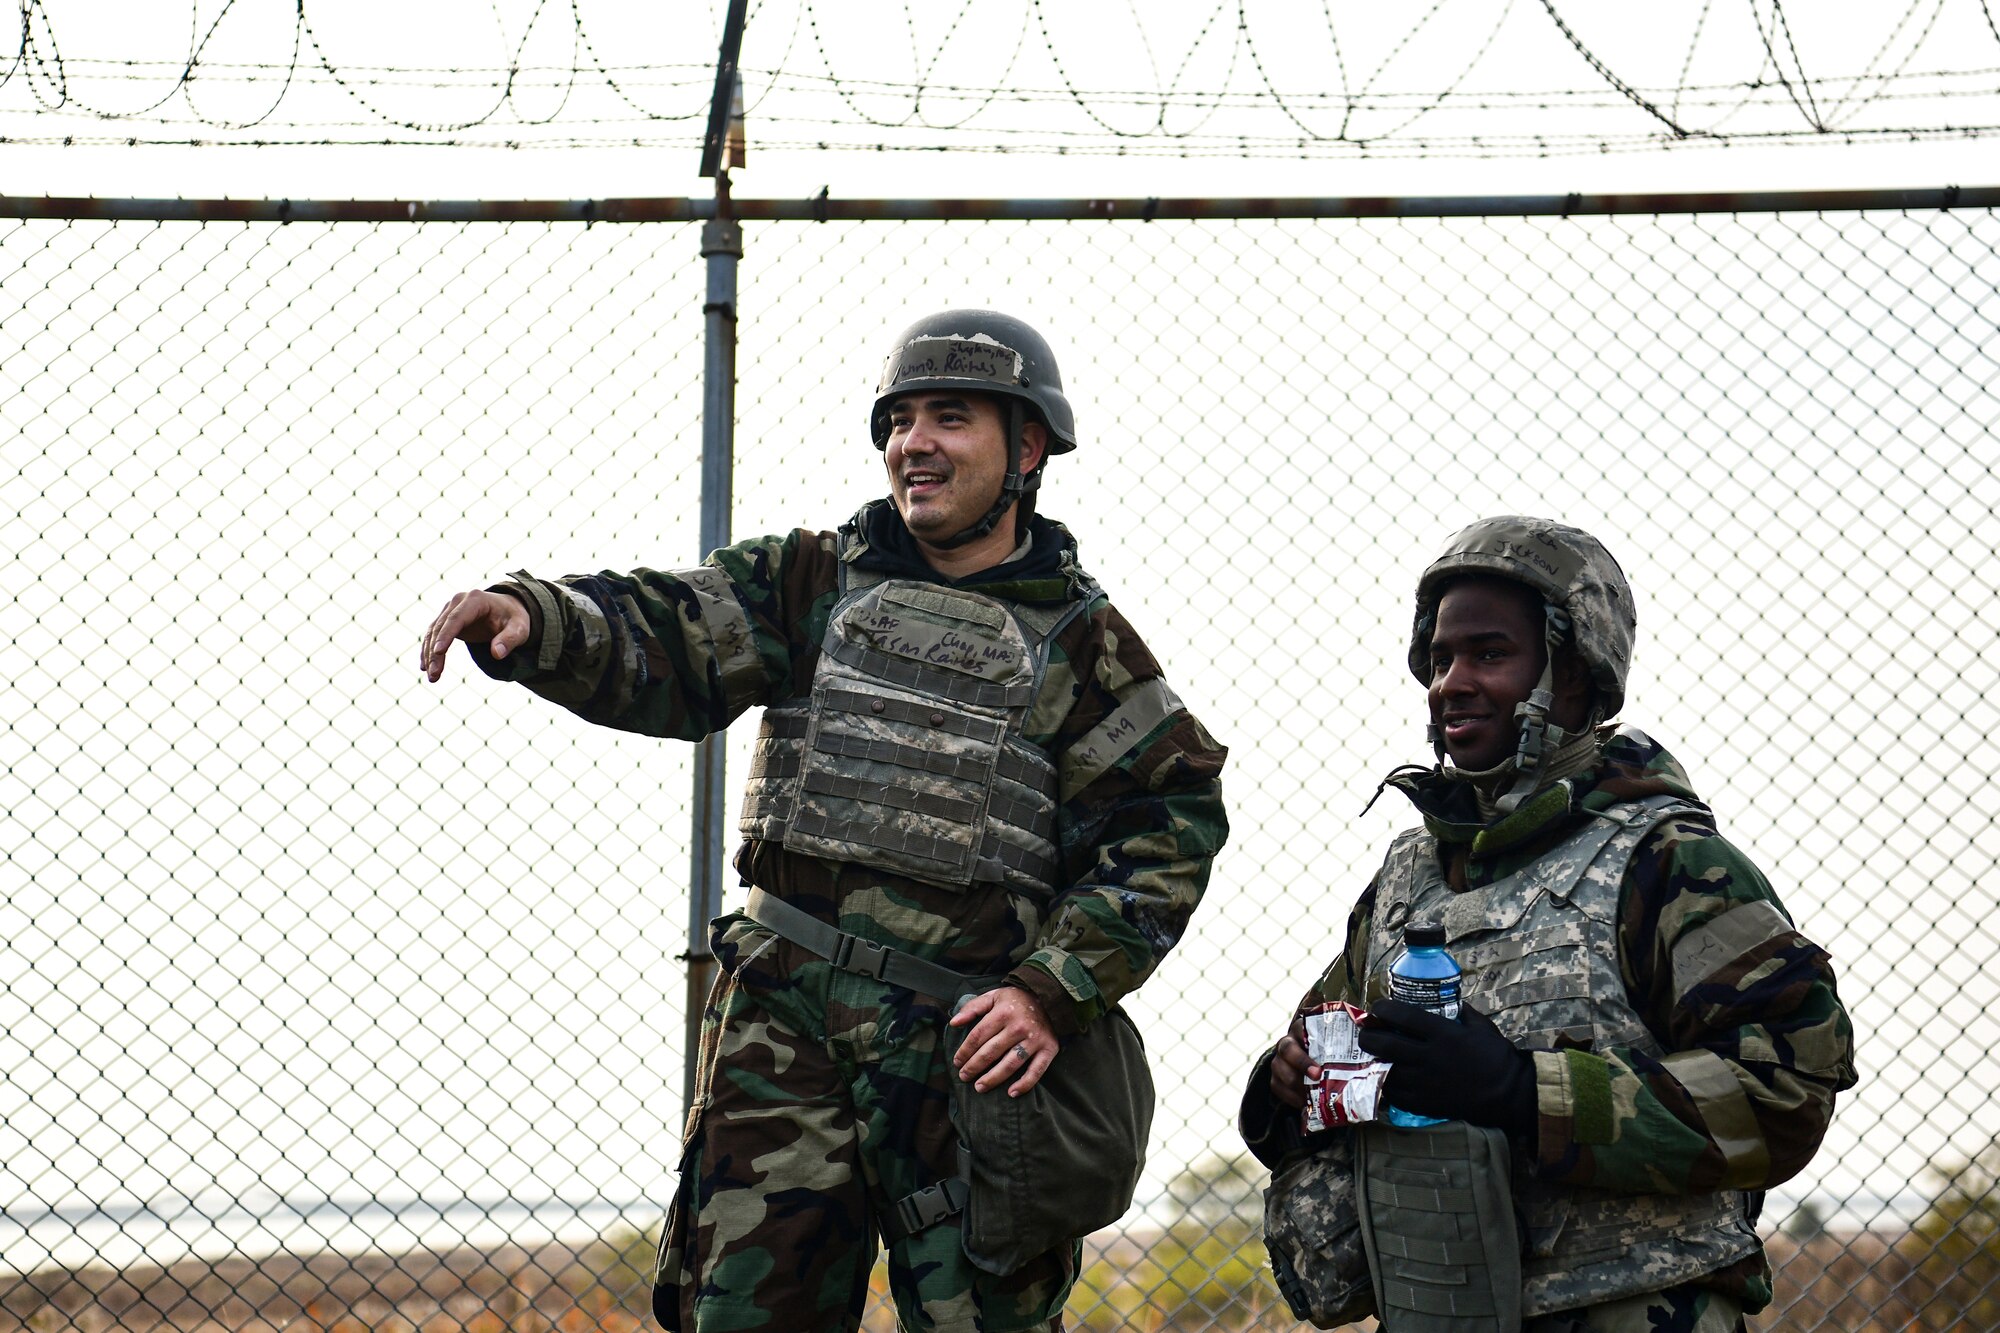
[1363, 795, 1762, 1317]
[740, 561, 1095, 896]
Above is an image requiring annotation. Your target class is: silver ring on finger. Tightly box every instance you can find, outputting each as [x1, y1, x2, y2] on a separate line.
[1014, 1043, 1029, 1062]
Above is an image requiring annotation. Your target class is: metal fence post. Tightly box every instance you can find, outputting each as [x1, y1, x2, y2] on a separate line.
[686, 186, 742, 1114]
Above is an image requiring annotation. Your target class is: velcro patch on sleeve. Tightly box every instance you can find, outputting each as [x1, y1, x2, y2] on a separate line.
[1059, 676, 1185, 794]
[1564, 1048, 1617, 1145]
[1670, 899, 1796, 995]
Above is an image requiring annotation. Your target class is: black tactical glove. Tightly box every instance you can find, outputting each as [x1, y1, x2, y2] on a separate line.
[1357, 998, 1537, 1139]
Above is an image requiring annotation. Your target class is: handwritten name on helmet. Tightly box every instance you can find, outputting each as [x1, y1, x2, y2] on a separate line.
[878, 335, 1026, 394]
[1490, 531, 1585, 592]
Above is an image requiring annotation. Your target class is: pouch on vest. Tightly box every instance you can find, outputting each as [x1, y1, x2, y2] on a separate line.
[1355, 1120, 1523, 1332]
[1262, 1130, 1377, 1328]
[944, 990, 1156, 1275]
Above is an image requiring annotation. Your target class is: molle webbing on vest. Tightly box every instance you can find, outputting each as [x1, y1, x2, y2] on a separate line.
[1355, 1121, 1522, 1331]
[748, 710, 1056, 796]
[797, 766, 1050, 831]
[825, 635, 1037, 709]
[738, 573, 1090, 896]
[783, 806, 1059, 886]
[1366, 796, 1762, 1316]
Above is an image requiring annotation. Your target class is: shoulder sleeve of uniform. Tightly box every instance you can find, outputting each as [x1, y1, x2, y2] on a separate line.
[1529, 815, 1857, 1195]
[1048, 598, 1223, 795]
[703, 527, 844, 703]
[1004, 598, 1229, 1034]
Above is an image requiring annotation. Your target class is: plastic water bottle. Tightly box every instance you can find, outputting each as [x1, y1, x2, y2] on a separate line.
[1384, 922, 1461, 1129]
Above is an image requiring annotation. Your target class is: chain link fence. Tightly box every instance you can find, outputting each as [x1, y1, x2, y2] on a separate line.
[1, 199, 1995, 1331]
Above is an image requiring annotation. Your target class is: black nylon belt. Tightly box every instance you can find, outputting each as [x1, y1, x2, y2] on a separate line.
[745, 887, 977, 1000]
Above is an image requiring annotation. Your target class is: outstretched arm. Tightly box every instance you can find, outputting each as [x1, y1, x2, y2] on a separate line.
[421, 530, 840, 740]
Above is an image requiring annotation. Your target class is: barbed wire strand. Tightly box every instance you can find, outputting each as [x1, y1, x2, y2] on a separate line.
[181, 0, 304, 131]
[16, 56, 1995, 107]
[568, 0, 710, 122]
[1820, 0, 1949, 133]
[1534, 0, 1692, 137]
[1749, 0, 1824, 132]
[1344, 0, 1516, 144]
[1, 0, 1995, 158]
[1670, 0, 1717, 127]
[1160, 0, 1242, 141]
[12, 66, 1994, 130]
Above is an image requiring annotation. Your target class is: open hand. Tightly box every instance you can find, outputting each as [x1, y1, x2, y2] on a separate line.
[420, 590, 531, 683]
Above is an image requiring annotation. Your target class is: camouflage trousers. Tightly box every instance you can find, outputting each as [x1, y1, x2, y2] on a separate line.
[1524, 1284, 1745, 1333]
[654, 912, 1077, 1333]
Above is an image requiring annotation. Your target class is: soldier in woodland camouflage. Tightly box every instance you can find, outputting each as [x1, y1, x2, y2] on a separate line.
[422, 310, 1228, 1333]
[1240, 517, 1855, 1333]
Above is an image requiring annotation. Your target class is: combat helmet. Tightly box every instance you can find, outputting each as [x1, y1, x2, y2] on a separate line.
[869, 310, 1075, 548]
[1407, 516, 1636, 811]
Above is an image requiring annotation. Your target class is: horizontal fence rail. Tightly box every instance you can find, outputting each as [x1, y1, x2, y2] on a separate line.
[3, 185, 1999, 224]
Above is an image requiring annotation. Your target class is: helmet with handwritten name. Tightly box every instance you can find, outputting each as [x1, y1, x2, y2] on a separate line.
[869, 309, 1076, 454]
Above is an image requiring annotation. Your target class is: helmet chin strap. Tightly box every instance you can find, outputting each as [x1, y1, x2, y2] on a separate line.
[932, 398, 1033, 551]
[1494, 603, 1574, 813]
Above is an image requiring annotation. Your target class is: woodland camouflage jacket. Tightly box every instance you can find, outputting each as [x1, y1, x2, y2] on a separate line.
[472, 501, 1229, 1035]
[1243, 726, 1856, 1311]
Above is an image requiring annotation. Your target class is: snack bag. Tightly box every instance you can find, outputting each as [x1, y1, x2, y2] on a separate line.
[1300, 1001, 1392, 1132]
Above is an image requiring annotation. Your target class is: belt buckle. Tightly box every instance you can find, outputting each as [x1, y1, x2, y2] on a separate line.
[892, 1178, 967, 1237]
[834, 933, 892, 981]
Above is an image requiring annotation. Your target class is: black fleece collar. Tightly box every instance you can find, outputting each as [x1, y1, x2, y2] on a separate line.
[841, 498, 1087, 605]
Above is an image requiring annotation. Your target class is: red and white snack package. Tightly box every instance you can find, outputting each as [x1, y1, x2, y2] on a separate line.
[1300, 1001, 1392, 1132]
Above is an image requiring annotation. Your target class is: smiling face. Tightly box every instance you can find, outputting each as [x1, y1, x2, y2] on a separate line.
[882, 391, 1046, 572]
[1426, 576, 1590, 771]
